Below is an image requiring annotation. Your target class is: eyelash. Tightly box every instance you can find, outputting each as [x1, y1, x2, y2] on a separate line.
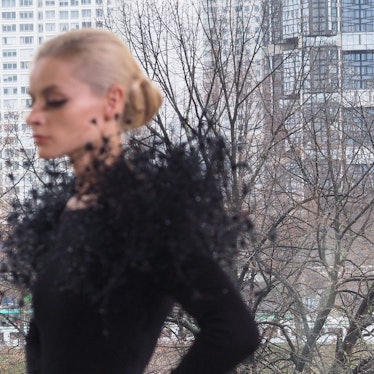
[27, 98, 68, 109]
[46, 99, 68, 108]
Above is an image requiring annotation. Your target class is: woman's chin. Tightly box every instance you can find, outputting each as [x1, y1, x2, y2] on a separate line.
[37, 149, 63, 160]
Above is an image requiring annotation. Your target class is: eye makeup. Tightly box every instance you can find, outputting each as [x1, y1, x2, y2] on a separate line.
[45, 99, 68, 109]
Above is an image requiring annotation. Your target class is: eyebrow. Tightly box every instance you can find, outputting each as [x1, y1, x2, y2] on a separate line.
[28, 84, 63, 97]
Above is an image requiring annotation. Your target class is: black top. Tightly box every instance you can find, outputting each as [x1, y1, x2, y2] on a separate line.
[5, 146, 260, 373]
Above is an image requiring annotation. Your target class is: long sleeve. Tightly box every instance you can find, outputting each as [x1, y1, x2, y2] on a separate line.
[26, 318, 42, 374]
[164, 256, 260, 374]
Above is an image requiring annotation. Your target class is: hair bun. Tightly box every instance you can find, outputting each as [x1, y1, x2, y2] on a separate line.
[122, 78, 162, 130]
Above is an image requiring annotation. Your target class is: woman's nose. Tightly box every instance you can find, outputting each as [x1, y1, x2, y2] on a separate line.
[26, 107, 43, 127]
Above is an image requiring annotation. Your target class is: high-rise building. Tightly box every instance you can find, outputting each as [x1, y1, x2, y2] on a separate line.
[201, 0, 265, 165]
[261, 0, 374, 204]
[0, 0, 115, 201]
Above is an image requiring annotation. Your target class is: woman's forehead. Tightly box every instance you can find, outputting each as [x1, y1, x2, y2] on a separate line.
[29, 58, 83, 94]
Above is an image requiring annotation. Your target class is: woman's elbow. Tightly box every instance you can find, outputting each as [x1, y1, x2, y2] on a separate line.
[230, 312, 261, 359]
[236, 329, 260, 360]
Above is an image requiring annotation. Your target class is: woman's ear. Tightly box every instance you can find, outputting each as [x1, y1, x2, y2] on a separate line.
[104, 84, 126, 121]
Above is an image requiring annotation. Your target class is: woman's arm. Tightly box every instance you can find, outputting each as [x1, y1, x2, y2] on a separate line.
[165, 256, 260, 374]
[26, 318, 42, 374]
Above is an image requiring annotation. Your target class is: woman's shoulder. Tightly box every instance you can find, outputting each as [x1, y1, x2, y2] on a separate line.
[2, 172, 73, 278]
[110, 143, 238, 273]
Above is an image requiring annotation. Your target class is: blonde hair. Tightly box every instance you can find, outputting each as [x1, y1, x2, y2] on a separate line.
[35, 28, 162, 130]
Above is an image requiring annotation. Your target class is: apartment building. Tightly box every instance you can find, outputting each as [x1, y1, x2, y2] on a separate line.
[263, 0, 374, 158]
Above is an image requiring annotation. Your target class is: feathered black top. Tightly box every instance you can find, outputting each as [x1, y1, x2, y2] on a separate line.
[2, 145, 260, 373]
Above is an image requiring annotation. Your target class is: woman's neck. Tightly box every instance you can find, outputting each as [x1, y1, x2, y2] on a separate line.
[70, 137, 122, 197]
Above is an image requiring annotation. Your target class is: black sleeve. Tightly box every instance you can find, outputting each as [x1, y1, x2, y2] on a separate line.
[26, 318, 42, 374]
[164, 256, 260, 374]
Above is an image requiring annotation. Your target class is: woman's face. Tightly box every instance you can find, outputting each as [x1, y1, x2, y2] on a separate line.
[27, 57, 113, 160]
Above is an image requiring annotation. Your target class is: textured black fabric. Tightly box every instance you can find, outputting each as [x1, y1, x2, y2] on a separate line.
[4, 145, 260, 373]
[27, 233, 259, 373]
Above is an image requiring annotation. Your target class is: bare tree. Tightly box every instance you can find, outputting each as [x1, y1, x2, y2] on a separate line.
[106, 1, 374, 373]
[1, 1, 372, 372]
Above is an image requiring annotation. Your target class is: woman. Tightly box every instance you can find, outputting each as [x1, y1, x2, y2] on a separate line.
[4, 29, 260, 373]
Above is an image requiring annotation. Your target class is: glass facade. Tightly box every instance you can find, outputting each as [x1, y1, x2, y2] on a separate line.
[309, 0, 338, 35]
[263, 0, 374, 185]
[343, 107, 374, 147]
[343, 51, 374, 89]
[265, 1, 374, 95]
[342, 0, 374, 32]
[309, 47, 339, 92]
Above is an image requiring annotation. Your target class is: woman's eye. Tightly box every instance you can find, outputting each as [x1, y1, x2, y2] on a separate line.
[46, 99, 68, 108]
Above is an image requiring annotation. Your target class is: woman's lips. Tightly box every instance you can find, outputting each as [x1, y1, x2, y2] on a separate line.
[33, 135, 49, 145]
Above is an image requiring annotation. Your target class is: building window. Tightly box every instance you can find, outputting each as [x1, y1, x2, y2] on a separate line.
[70, 0, 78, 5]
[3, 87, 18, 94]
[81, 9, 91, 17]
[2, 24, 16, 32]
[60, 10, 69, 19]
[81, 0, 91, 4]
[343, 51, 374, 89]
[19, 0, 33, 5]
[45, 0, 55, 4]
[22, 98, 33, 108]
[45, 10, 55, 19]
[20, 61, 32, 69]
[2, 37, 17, 44]
[282, 50, 302, 96]
[59, 0, 68, 5]
[342, 0, 374, 32]
[2, 49, 17, 57]
[20, 23, 34, 31]
[19, 11, 33, 18]
[310, 47, 339, 92]
[309, 0, 338, 36]
[2, 0, 16, 6]
[3, 62, 17, 69]
[71, 10, 79, 18]
[81, 21, 92, 28]
[3, 75, 17, 82]
[46, 23, 56, 32]
[343, 107, 374, 147]
[20, 36, 34, 44]
[2, 11, 16, 19]
[60, 23, 69, 31]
